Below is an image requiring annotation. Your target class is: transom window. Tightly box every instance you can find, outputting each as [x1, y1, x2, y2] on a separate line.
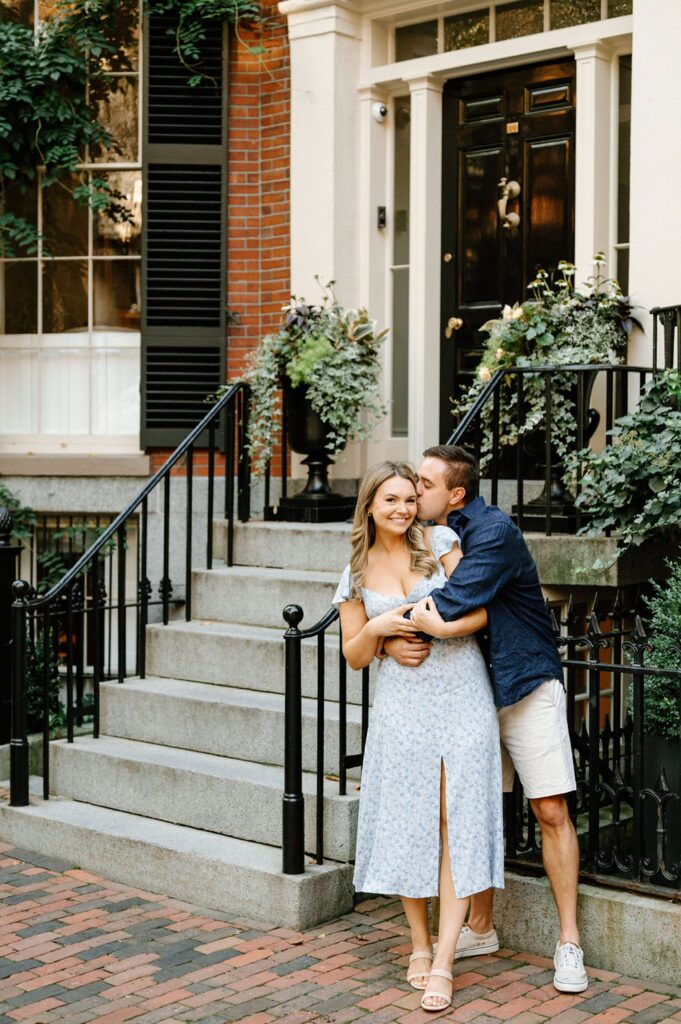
[394, 0, 633, 62]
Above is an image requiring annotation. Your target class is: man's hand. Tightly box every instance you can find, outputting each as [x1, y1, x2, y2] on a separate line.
[382, 635, 432, 667]
[411, 596, 448, 639]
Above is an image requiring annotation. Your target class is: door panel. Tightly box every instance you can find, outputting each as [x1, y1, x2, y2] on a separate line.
[440, 60, 576, 440]
[460, 147, 505, 306]
[524, 137, 573, 274]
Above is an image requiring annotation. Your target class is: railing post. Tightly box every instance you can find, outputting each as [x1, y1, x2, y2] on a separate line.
[237, 387, 251, 524]
[282, 604, 305, 874]
[0, 508, 20, 746]
[10, 580, 32, 807]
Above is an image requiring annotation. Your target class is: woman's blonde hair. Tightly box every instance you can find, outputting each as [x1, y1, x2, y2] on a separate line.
[349, 461, 438, 598]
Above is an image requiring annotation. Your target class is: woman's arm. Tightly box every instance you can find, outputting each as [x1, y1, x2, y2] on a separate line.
[339, 600, 420, 670]
[411, 597, 487, 639]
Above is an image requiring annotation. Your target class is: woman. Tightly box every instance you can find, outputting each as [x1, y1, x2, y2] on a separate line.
[333, 461, 503, 1011]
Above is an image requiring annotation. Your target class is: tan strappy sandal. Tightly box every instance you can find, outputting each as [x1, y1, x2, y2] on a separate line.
[406, 949, 433, 990]
[420, 967, 453, 1011]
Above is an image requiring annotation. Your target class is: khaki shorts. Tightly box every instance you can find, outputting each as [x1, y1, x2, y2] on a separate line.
[498, 678, 576, 799]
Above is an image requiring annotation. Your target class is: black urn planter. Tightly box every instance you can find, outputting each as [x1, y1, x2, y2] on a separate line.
[513, 370, 600, 532]
[274, 380, 357, 524]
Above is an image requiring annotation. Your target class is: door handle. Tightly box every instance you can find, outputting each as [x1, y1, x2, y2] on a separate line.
[498, 177, 521, 230]
[445, 316, 464, 339]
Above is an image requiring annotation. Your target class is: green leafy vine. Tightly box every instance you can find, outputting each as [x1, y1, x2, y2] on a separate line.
[453, 257, 638, 470]
[0, 0, 262, 256]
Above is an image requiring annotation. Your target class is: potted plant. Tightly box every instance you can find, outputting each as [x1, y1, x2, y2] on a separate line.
[229, 281, 387, 521]
[455, 256, 639, 526]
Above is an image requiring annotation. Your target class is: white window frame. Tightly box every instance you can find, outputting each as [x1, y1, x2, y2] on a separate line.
[388, 0, 630, 64]
[0, 0, 144, 453]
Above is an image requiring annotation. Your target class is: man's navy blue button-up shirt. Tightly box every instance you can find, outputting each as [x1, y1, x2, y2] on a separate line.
[430, 496, 563, 709]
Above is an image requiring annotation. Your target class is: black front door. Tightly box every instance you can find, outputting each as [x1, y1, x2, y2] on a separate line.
[440, 59, 576, 440]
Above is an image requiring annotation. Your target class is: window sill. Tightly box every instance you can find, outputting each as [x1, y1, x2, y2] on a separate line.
[0, 453, 150, 477]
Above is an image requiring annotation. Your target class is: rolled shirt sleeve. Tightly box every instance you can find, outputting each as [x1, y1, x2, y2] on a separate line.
[430, 521, 518, 621]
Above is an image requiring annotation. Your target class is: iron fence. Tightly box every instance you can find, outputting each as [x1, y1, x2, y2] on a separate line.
[4, 382, 253, 805]
[282, 591, 681, 897]
[447, 300, 681, 537]
[447, 364, 658, 535]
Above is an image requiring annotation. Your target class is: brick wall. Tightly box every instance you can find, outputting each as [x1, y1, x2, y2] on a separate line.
[226, 1, 291, 379]
[150, 2, 290, 474]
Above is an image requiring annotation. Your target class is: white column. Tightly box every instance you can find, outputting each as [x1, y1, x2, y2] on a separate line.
[572, 44, 614, 287]
[281, 1, 362, 306]
[357, 87, 389, 320]
[629, 0, 681, 362]
[406, 76, 443, 465]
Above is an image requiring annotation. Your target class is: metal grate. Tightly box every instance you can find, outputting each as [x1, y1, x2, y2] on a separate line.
[147, 13, 223, 145]
[144, 346, 222, 427]
[145, 165, 223, 327]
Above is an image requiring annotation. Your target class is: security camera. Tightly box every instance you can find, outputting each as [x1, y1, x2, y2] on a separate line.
[372, 102, 388, 124]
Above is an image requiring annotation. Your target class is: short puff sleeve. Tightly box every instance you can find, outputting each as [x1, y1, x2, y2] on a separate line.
[430, 525, 461, 562]
[332, 564, 355, 608]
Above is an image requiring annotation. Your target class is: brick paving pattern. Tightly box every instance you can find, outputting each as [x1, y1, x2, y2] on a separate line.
[1, 842, 681, 1024]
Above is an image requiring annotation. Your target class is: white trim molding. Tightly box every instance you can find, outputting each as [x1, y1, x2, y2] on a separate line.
[572, 42, 615, 285]
[280, 1, 362, 40]
[407, 75, 443, 463]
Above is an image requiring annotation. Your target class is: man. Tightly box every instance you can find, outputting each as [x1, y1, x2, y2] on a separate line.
[382, 444, 588, 994]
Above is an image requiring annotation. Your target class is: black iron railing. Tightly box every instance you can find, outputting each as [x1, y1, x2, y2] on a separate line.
[651, 303, 681, 372]
[282, 592, 681, 896]
[447, 364, 658, 535]
[7, 383, 252, 807]
[508, 594, 681, 895]
[282, 603, 370, 872]
[446, 299, 681, 537]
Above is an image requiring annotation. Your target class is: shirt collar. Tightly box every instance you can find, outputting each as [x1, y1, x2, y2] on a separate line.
[448, 495, 486, 526]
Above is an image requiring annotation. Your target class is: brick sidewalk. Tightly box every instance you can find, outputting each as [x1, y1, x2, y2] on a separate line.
[1, 843, 680, 1024]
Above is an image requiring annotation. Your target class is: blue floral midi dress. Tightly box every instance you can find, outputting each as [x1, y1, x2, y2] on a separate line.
[333, 526, 505, 900]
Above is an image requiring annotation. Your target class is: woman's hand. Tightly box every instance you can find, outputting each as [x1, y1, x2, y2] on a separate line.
[411, 596, 448, 638]
[369, 603, 419, 638]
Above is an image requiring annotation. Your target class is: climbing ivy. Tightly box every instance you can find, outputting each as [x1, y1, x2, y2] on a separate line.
[0, 0, 262, 256]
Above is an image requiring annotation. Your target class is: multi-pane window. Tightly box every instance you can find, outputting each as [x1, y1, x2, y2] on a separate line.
[390, 98, 411, 437]
[394, 0, 633, 61]
[0, 1, 142, 445]
[615, 55, 632, 294]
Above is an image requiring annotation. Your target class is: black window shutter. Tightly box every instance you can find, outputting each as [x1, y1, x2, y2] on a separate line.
[141, 13, 227, 447]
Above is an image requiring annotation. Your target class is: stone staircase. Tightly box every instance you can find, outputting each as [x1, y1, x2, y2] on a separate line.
[0, 520, 368, 929]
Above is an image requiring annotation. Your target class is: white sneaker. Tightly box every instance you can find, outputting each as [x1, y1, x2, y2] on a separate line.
[454, 925, 500, 960]
[553, 941, 589, 993]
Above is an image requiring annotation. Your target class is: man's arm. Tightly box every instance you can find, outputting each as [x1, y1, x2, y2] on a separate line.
[430, 521, 518, 622]
[381, 635, 432, 666]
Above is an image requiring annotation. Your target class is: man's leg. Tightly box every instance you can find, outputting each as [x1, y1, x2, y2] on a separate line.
[455, 737, 514, 958]
[467, 888, 494, 933]
[497, 680, 587, 992]
[529, 795, 580, 946]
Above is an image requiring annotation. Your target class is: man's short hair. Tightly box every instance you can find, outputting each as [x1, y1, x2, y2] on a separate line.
[422, 445, 479, 501]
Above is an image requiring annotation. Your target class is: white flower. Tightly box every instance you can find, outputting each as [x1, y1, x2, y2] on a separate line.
[502, 304, 513, 320]
[479, 366, 492, 382]
[511, 306, 524, 320]
[495, 348, 505, 360]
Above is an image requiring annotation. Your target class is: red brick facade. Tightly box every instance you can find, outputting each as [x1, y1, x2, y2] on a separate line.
[150, 3, 290, 473]
[226, 2, 291, 380]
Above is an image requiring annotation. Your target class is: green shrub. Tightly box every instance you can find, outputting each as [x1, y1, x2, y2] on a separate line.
[644, 559, 681, 740]
[25, 628, 64, 733]
[570, 370, 681, 562]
